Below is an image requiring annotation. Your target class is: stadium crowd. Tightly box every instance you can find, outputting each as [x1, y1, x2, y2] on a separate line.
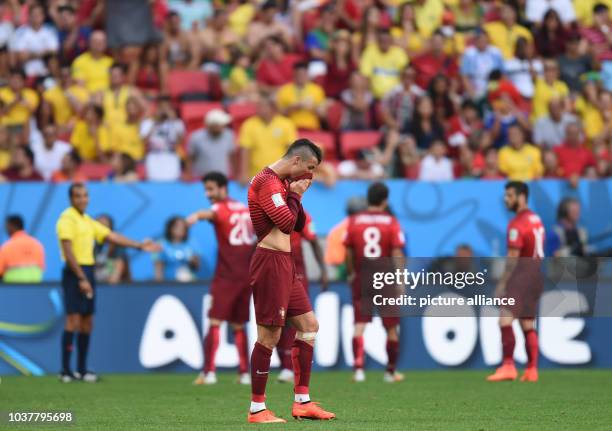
[0, 0, 611, 184]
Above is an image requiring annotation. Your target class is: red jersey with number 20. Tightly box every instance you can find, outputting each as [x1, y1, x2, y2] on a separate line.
[507, 209, 545, 258]
[343, 210, 405, 273]
[211, 198, 255, 282]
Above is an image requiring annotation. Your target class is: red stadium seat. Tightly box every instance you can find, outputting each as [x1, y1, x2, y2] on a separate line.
[326, 100, 344, 132]
[180, 101, 224, 132]
[298, 130, 336, 160]
[228, 102, 258, 130]
[340, 131, 382, 159]
[167, 70, 211, 101]
[79, 162, 111, 180]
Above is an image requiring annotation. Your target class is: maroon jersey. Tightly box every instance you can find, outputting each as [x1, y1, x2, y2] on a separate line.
[290, 211, 316, 278]
[248, 167, 306, 243]
[343, 210, 405, 273]
[211, 198, 255, 282]
[507, 209, 545, 258]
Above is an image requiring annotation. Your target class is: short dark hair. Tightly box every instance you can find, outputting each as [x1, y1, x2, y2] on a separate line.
[67, 149, 82, 166]
[164, 216, 188, 242]
[594, 3, 610, 14]
[58, 4, 75, 14]
[557, 197, 579, 221]
[293, 61, 308, 71]
[69, 182, 86, 199]
[9, 68, 26, 79]
[110, 62, 127, 74]
[367, 182, 389, 206]
[6, 214, 24, 231]
[202, 171, 228, 188]
[284, 139, 323, 164]
[461, 99, 478, 112]
[96, 213, 114, 230]
[505, 181, 529, 199]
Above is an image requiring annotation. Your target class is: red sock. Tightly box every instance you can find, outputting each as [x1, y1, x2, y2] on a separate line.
[386, 340, 399, 373]
[501, 325, 515, 366]
[352, 336, 364, 370]
[234, 328, 249, 374]
[250, 342, 272, 402]
[277, 326, 296, 370]
[291, 339, 313, 395]
[203, 325, 220, 373]
[523, 329, 539, 369]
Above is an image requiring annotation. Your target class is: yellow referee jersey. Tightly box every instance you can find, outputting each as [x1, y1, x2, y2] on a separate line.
[56, 207, 111, 265]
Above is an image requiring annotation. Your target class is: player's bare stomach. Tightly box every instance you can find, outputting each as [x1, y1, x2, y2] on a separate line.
[258, 227, 291, 252]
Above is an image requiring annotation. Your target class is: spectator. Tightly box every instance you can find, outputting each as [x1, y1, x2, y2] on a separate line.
[411, 31, 459, 90]
[447, 99, 483, 157]
[337, 150, 385, 180]
[187, 108, 234, 178]
[460, 28, 504, 100]
[534, 9, 570, 58]
[0, 2, 14, 77]
[168, 0, 213, 31]
[504, 37, 543, 99]
[107, 97, 147, 161]
[498, 124, 543, 180]
[392, 2, 427, 56]
[197, 9, 239, 64]
[558, 36, 593, 95]
[94, 214, 130, 284]
[450, 0, 482, 34]
[554, 122, 596, 181]
[222, 49, 257, 101]
[381, 65, 424, 135]
[533, 98, 578, 148]
[481, 147, 503, 179]
[0, 145, 43, 181]
[247, 0, 292, 50]
[418, 139, 454, 181]
[427, 74, 456, 122]
[107, 151, 139, 182]
[70, 103, 109, 161]
[0, 68, 39, 144]
[359, 29, 408, 99]
[31, 123, 71, 180]
[160, 11, 198, 71]
[55, 4, 91, 64]
[305, 5, 338, 60]
[255, 36, 298, 91]
[324, 30, 357, 99]
[406, 95, 445, 151]
[581, 3, 612, 62]
[484, 3, 533, 60]
[0, 214, 45, 282]
[143, 98, 184, 181]
[71, 30, 114, 93]
[574, 80, 605, 141]
[485, 94, 530, 148]
[340, 72, 373, 130]
[135, 44, 162, 98]
[413, 0, 444, 39]
[526, 0, 576, 26]
[8, 3, 58, 78]
[547, 198, 590, 257]
[238, 96, 297, 181]
[41, 65, 89, 133]
[0, 125, 12, 170]
[51, 150, 87, 183]
[354, 6, 392, 53]
[532, 59, 570, 120]
[154, 216, 200, 282]
[542, 148, 561, 177]
[276, 62, 326, 130]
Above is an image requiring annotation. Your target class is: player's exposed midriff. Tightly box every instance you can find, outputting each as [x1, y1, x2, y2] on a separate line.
[257, 226, 291, 253]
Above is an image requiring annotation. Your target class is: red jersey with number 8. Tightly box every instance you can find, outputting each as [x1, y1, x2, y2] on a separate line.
[343, 210, 405, 273]
[211, 198, 255, 282]
[507, 209, 545, 258]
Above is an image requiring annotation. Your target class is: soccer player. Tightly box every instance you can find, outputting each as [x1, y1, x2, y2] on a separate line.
[487, 181, 544, 382]
[277, 210, 328, 383]
[57, 183, 159, 383]
[344, 182, 406, 383]
[246, 139, 335, 423]
[186, 172, 255, 386]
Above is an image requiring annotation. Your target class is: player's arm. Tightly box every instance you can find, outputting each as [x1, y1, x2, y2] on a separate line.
[391, 247, 406, 272]
[495, 248, 521, 297]
[61, 239, 93, 298]
[307, 238, 329, 291]
[345, 246, 355, 283]
[185, 209, 215, 226]
[106, 232, 161, 252]
[259, 179, 310, 234]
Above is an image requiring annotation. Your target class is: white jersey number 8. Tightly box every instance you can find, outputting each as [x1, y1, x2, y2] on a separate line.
[363, 226, 382, 258]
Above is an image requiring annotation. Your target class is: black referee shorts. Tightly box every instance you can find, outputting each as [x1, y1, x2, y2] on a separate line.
[62, 265, 96, 315]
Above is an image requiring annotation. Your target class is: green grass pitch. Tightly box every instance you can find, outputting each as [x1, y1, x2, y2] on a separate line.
[2, 370, 612, 430]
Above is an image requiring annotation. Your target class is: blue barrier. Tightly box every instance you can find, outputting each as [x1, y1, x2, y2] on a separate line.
[1, 180, 612, 281]
[0, 284, 610, 375]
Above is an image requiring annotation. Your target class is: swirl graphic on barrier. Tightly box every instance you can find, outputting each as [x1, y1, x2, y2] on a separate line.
[0, 289, 63, 376]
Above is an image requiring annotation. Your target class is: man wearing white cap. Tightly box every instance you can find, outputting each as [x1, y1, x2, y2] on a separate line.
[187, 109, 235, 178]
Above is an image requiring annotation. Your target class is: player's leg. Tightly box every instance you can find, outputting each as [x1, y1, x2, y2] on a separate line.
[249, 324, 282, 418]
[519, 318, 539, 382]
[352, 322, 366, 382]
[194, 317, 222, 385]
[230, 322, 250, 384]
[383, 320, 403, 383]
[60, 313, 80, 382]
[276, 324, 296, 383]
[487, 309, 518, 381]
[76, 313, 98, 382]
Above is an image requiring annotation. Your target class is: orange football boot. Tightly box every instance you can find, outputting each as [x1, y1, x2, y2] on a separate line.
[486, 363, 518, 382]
[520, 367, 539, 382]
[292, 401, 336, 420]
[247, 409, 286, 423]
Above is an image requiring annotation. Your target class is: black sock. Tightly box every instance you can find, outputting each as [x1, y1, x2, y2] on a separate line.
[61, 331, 74, 374]
[77, 333, 90, 374]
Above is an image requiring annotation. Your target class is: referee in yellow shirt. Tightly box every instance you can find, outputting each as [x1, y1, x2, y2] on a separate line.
[56, 183, 159, 383]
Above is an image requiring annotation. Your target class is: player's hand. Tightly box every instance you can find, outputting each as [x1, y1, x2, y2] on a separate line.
[320, 270, 329, 291]
[185, 213, 199, 226]
[78, 278, 93, 299]
[140, 239, 162, 253]
[289, 179, 311, 195]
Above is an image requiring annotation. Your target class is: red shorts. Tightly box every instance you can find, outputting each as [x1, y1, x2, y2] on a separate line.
[249, 247, 312, 327]
[351, 279, 400, 327]
[503, 262, 544, 318]
[208, 277, 251, 323]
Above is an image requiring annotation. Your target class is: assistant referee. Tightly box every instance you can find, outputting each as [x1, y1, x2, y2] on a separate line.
[56, 183, 159, 383]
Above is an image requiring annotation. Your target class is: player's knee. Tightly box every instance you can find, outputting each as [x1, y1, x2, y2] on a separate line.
[386, 326, 399, 341]
[65, 314, 80, 331]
